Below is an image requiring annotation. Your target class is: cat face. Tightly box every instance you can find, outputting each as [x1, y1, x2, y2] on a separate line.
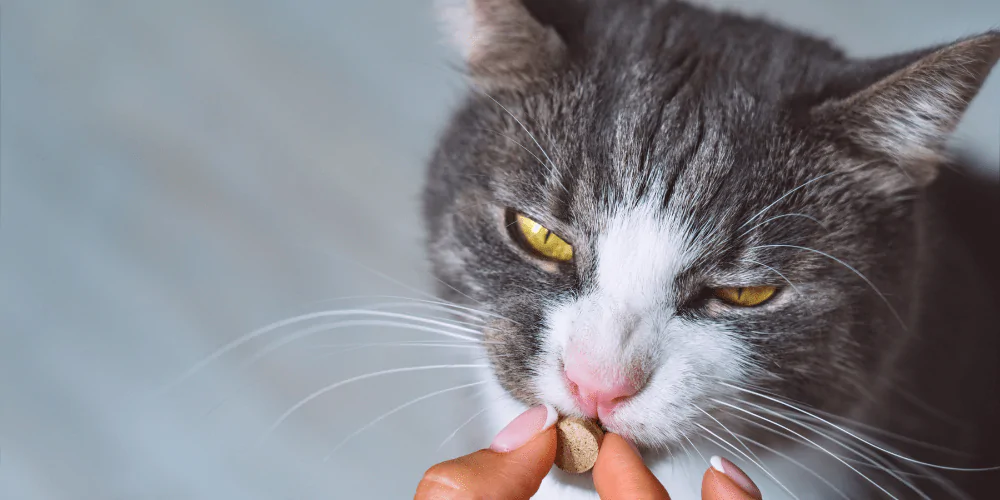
[424, 0, 999, 448]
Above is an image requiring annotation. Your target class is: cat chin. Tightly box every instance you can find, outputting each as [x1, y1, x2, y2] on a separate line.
[478, 369, 865, 499]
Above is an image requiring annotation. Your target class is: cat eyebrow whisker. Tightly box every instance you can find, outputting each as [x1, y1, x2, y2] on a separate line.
[738, 213, 829, 239]
[486, 129, 551, 173]
[739, 258, 801, 294]
[738, 172, 838, 230]
[257, 363, 490, 445]
[751, 244, 908, 331]
[322, 380, 488, 461]
[480, 91, 571, 196]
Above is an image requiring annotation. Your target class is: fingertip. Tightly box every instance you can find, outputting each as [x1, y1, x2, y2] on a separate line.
[594, 434, 670, 500]
[702, 456, 762, 500]
[415, 428, 558, 500]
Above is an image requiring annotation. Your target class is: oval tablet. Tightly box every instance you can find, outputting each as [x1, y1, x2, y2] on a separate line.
[554, 417, 605, 473]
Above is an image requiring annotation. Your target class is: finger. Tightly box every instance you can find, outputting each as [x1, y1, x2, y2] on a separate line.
[415, 405, 558, 500]
[593, 433, 670, 500]
[702, 456, 763, 500]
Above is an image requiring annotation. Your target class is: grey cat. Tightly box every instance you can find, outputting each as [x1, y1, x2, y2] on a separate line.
[423, 0, 1000, 498]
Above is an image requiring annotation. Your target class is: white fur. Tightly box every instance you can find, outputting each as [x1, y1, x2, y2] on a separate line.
[473, 199, 850, 497]
[435, 0, 478, 59]
[533, 204, 753, 443]
[479, 375, 862, 499]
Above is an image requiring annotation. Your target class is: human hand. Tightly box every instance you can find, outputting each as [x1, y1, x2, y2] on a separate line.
[415, 405, 763, 499]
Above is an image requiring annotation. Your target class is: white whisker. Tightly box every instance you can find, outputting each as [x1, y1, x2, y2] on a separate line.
[740, 258, 801, 294]
[297, 294, 495, 322]
[257, 363, 488, 445]
[718, 382, 1000, 472]
[684, 434, 710, 466]
[438, 399, 498, 450]
[712, 398, 899, 499]
[322, 381, 487, 460]
[783, 415, 935, 500]
[163, 310, 485, 391]
[240, 319, 484, 370]
[732, 427, 852, 500]
[480, 92, 569, 196]
[739, 213, 828, 238]
[694, 422, 799, 499]
[739, 172, 837, 229]
[751, 244, 908, 330]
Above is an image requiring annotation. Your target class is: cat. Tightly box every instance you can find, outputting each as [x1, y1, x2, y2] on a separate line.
[422, 0, 1000, 498]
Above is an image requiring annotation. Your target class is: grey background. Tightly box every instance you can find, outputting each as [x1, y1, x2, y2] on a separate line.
[2, 1, 997, 499]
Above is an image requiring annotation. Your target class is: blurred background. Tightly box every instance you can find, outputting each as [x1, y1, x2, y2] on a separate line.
[2, 1, 997, 499]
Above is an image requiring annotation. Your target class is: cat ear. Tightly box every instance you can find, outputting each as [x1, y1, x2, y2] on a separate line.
[436, 0, 567, 91]
[817, 31, 1000, 186]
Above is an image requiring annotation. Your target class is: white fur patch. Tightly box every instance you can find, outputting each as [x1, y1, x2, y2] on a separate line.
[530, 202, 754, 446]
[435, 0, 477, 59]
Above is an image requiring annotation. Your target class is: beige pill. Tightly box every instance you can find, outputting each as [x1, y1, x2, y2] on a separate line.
[554, 417, 605, 473]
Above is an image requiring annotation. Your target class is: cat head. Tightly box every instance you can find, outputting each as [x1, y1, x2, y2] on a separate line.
[423, 0, 999, 447]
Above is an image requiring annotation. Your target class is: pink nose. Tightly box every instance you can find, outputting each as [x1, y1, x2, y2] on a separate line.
[564, 344, 645, 421]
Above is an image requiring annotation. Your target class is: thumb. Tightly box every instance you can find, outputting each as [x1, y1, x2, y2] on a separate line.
[415, 405, 558, 500]
[702, 456, 763, 500]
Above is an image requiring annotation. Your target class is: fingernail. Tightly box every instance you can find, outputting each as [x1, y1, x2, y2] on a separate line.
[490, 404, 558, 452]
[711, 456, 762, 499]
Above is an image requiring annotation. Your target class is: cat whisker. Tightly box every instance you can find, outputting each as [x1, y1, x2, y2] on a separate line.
[738, 213, 828, 238]
[750, 244, 908, 330]
[776, 405, 970, 458]
[438, 395, 503, 450]
[163, 309, 487, 391]
[717, 382, 1000, 472]
[293, 243, 515, 325]
[311, 339, 500, 350]
[296, 294, 496, 322]
[696, 406, 767, 469]
[740, 258, 801, 294]
[322, 380, 487, 461]
[720, 418, 852, 500]
[307, 340, 504, 357]
[683, 434, 710, 467]
[738, 400, 934, 499]
[485, 129, 551, 173]
[711, 398, 899, 499]
[241, 318, 491, 369]
[257, 363, 489, 445]
[694, 421, 799, 499]
[738, 172, 838, 229]
[782, 414, 941, 500]
[480, 91, 570, 196]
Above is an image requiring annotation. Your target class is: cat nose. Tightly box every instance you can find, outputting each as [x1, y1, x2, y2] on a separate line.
[563, 344, 646, 421]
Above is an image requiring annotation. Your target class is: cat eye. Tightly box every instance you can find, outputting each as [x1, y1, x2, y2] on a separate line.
[509, 212, 573, 262]
[714, 286, 777, 307]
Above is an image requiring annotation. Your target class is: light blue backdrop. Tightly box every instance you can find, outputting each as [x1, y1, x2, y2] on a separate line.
[2, 1, 998, 499]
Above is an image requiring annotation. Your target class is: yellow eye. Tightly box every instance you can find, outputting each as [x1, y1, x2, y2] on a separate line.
[714, 286, 777, 307]
[513, 213, 573, 262]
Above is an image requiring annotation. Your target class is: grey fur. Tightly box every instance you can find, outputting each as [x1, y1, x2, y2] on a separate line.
[423, 0, 1000, 496]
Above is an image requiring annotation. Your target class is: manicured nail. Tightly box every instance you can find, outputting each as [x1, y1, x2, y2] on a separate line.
[711, 456, 762, 499]
[490, 404, 558, 452]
